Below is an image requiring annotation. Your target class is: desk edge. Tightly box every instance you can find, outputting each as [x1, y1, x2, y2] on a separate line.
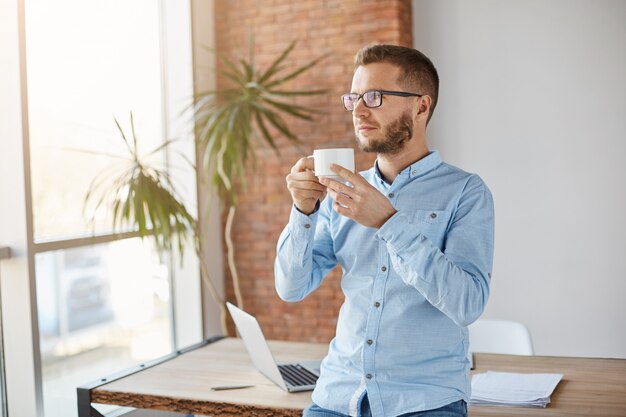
[76, 335, 224, 417]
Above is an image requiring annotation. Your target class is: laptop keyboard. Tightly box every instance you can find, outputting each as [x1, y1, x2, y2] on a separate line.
[278, 364, 319, 387]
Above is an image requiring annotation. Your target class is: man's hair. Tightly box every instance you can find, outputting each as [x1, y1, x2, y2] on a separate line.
[354, 44, 439, 123]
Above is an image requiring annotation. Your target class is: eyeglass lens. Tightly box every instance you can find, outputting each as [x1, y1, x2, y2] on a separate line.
[343, 90, 382, 111]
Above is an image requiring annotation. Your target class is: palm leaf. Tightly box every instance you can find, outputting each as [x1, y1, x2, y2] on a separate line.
[263, 98, 317, 120]
[266, 89, 328, 96]
[257, 40, 296, 84]
[130, 112, 140, 157]
[201, 45, 246, 85]
[265, 54, 329, 88]
[144, 138, 181, 158]
[240, 59, 255, 82]
[258, 107, 298, 142]
[253, 109, 277, 150]
[114, 117, 134, 155]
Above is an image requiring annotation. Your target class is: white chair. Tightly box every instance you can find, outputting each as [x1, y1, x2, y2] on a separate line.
[468, 319, 534, 355]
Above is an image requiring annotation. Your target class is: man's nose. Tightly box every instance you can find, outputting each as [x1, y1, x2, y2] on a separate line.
[352, 96, 370, 118]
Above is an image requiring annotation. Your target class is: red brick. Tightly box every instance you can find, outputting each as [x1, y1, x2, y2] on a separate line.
[214, 0, 412, 342]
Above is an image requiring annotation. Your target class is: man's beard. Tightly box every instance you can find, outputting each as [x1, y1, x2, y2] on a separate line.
[356, 111, 414, 155]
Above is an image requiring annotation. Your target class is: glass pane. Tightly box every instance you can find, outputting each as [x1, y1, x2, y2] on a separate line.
[25, 0, 165, 241]
[36, 238, 173, 417]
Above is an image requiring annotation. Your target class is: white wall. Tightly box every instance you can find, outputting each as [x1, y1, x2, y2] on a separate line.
[413, 0, 626, 358]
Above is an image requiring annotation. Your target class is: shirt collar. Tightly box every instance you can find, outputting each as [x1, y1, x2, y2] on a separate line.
[374, 150, 442, 185]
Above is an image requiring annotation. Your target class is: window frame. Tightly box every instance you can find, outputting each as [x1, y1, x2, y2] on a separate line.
[0, 0, 221, 415]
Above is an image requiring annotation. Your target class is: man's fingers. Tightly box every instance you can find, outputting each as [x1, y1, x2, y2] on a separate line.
[320, 177, 354, 197]
[287, 168, 326, 188]
[327, 188, 351, 206]
[332, 200, 352, 218]
[287, 177, 327, 193]
[327, 187, 352, 215]
[287, 169, 320, 182]
[293, 188, 326, 200]
[291, 156, 315, 174]
[329, 163, 360, 183]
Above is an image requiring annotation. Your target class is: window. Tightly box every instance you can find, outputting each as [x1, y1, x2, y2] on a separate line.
[0, 1, 203, 416]
[35, 240, 173, 417]
[26, 0, 165, 240]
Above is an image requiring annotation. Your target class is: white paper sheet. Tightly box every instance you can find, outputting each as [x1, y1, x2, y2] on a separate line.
[470, 371, 563, 407]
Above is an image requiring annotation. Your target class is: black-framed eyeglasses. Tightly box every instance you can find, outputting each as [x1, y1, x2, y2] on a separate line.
[341, 89, 422, 111]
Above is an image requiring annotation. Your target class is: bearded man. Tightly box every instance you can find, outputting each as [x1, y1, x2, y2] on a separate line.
[275, 44, 495, 417]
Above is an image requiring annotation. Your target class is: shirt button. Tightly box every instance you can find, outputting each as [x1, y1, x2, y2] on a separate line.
[374, 302, 381, 308]
[388, 192, 394, 198]
[304, 224, 311, 229]
[412, 170, 417, 175]
[381, 266, 387, 272]
[366, 373, 373, 379]
[367, 339, 373, 345]
[430, 212, 437, 219]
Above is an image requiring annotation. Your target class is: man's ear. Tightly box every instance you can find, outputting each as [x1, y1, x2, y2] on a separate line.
[415, 95, 432, 123]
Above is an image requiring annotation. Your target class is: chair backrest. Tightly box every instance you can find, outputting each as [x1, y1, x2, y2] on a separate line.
[468, 319, 534, 355]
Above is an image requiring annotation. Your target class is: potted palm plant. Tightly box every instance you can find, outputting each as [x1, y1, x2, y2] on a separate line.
[193, 41, 326, 309]
[84, 41, 326, 335]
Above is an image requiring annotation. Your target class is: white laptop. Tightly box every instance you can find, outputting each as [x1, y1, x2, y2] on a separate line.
[226, 302, 321, 392]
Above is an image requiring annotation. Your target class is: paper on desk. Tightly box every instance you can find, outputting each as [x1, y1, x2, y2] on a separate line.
[470, 371, 563, 407]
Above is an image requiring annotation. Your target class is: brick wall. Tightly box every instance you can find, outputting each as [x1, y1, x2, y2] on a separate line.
[214, 0, 413, 342]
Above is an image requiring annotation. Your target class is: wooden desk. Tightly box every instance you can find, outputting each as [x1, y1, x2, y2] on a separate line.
[78, 337, 327, 417]
[78, 337, 626, 417]
[470, 352, 626, 416]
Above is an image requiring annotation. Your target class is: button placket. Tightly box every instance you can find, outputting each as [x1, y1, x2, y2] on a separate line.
[361, 239, 388, 385]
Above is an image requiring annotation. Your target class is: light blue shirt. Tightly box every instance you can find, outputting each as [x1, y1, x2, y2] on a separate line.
[275, 150, 494, 417]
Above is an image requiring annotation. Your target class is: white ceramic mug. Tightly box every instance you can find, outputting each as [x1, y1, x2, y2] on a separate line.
[312, 148, 355, 180]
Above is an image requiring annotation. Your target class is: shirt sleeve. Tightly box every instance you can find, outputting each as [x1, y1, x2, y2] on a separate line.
[275, 198, 338, 302]
[376, 174, 495, 327]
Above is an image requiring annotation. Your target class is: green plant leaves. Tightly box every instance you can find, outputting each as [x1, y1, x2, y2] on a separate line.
[194, 40, 327, 203]
[84, 114, 195, 259]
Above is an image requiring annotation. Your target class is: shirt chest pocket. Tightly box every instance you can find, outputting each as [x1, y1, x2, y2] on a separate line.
[410, 209, 452, 248]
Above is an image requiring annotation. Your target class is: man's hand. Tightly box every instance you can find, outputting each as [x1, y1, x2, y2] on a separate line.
[285, 157, 327, 215]
[319, 164, 397, 228]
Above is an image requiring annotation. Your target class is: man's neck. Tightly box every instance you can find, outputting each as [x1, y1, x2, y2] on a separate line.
[377, 143, 430, 184]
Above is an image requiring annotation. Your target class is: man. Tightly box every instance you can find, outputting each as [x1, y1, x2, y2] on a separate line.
[275, 44, 494, 417]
